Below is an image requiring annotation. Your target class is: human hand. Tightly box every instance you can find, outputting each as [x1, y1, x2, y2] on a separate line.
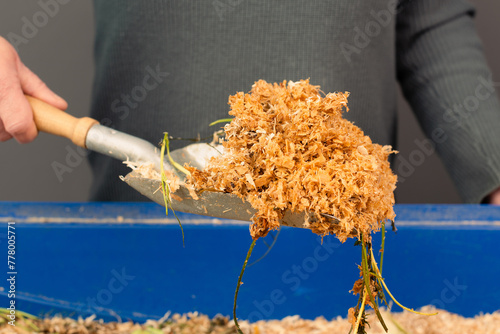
[485, 186, 500, 205]
[0, 36, 67, 143]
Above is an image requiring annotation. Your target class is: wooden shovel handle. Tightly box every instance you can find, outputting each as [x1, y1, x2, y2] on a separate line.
[26, 96, 98, 148]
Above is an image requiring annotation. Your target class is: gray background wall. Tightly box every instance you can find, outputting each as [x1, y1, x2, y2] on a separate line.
[0, 1, 499, 203]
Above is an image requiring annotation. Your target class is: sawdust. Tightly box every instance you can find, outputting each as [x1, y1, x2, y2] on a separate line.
[187, 79, 397, 241]
[122, 161, 161, 180]
[2, 308, 499, 334]
[120, 161, 181, 197]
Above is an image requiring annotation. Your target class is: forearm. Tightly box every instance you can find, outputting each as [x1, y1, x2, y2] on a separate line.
[396, 0, 500, 203]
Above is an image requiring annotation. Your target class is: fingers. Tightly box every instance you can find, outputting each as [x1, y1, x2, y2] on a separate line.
[0, 44, 37, 143]
[0, 83, 38, 143]
[0, 36, 66, 144]
[17, 60, 68, 111]
[0, 118, 13, 142]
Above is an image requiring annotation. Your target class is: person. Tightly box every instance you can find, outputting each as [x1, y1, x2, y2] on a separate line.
[1, 0, 500, 204]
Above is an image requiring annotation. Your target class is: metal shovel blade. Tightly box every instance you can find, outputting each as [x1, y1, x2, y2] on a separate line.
[122, 143, 309, 228]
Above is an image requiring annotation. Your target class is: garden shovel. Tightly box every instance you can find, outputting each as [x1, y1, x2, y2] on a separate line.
[27, 96, 310, 228]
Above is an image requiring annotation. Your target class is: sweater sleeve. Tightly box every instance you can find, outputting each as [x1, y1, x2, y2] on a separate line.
[396, 0, 500, 203]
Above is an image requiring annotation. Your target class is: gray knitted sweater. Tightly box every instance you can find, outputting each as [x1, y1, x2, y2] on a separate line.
[89, 0, 500, 203]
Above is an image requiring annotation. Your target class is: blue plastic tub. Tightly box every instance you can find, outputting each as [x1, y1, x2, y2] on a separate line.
[0, 202, 499, 322]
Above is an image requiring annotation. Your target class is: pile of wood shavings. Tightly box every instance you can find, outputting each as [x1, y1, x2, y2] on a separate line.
[2, 309, 500, 334]
[187, 80, 397, 241]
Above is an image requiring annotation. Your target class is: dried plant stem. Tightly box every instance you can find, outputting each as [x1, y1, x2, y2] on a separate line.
[380, 221, 386, 276]
[161, 133, 185, 247]
[0, 308, 39, 332]
[209, 118, 234, 126]
[248, 228, 281, 267]
[353, 291, 367, 334]
[164, 132, 191, 177]
[361, 238, 388, 332]
[377, 222, 388, 308]
[369, 248, 438, 316]
[234, 239, 257, 334]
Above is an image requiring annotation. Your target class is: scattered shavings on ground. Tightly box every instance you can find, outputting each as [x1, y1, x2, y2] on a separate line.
[2, 308, 500, 334]
[187, 79, 397, 241]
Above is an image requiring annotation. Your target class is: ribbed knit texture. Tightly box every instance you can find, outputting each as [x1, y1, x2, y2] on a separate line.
[396, 0, 500, 203]
[89, 0, 500, 203]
